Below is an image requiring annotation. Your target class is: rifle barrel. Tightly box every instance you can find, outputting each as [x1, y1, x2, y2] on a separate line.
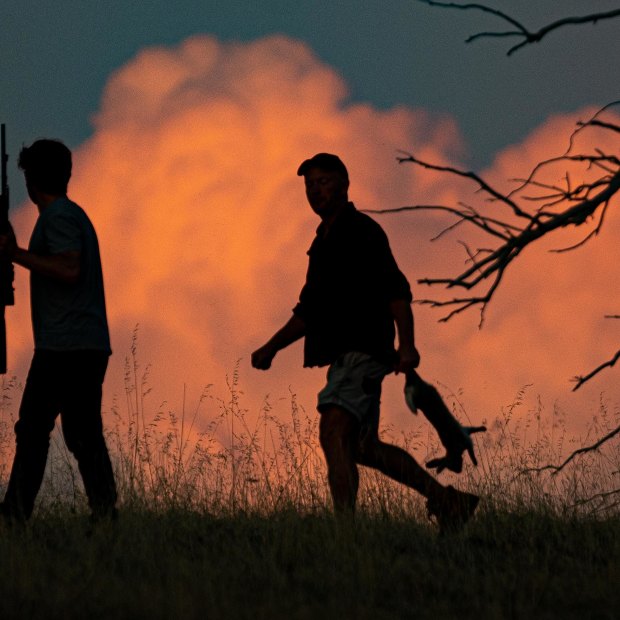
[1, 123, 7, 197]
[0, 123, 14, 374]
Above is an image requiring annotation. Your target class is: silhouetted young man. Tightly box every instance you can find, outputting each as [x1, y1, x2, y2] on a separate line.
[0, 139, 117, 523]
[252, 153, 478, 531]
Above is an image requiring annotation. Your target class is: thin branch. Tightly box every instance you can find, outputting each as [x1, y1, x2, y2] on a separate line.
[521, 423, 620, 474]
[430, 169, 617, 293]
[572, 349, 620, 391]
[417, 257, 507, 325]
[414, 1, 620, 55]
[363, 203, 519, 238]
[550, 200, 610, 253]
[582, 119, 620, 135]
[570, 488, 620, 511]
[384, 155, 620, 321]
[397, 153, 530, 218]
[415, 0, 525, 31]
[400, 12, 620, 387]
[508, 151, 620, 200]
[567, 101, 620, 152]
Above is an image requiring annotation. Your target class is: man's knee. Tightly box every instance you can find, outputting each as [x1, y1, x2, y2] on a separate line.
[318, 414, 337, 453]
[356, 429, 382, 465]
[14, 418, 52, 448]
[63, 425, 107, 460]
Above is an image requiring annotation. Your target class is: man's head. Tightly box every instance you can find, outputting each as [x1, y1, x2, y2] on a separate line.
[18, 139, 72, 201]
[297, 153, 349, 219]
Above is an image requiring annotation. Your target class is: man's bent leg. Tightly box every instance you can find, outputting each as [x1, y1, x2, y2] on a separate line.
[357, 431, 479, 532]
[2, 353, 60, 521]
[357, 431, 444, 500]
[319, 405, 361, 513]
[60, 352, 117, 519]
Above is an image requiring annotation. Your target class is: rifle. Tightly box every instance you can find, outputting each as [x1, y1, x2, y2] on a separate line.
[0, 124, 15, 374]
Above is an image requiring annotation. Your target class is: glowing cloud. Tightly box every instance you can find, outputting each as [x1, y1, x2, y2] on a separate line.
[7, 35, 619, 447]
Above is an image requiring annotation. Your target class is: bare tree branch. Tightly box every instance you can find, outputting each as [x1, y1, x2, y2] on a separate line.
[583, 119, 620, 135]
[521, 423, 620, 474]
[414, 0, 620, 55]
[570, 488, 620, 513]
[363, 203, 519, 239]
[400, 6, 620, 387]
[376, 103, 620, 386]
[395, 153, 529, 218]
[572, 350, 620, 391]
[389, 159, 620, 318]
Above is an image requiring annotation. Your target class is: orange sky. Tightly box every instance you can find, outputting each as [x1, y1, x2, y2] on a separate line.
[6, 35, 619, 452]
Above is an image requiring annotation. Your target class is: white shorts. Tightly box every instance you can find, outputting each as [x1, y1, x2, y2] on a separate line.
[317, 352, 392, 429]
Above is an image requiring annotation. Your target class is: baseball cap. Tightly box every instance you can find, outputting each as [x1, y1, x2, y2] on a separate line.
[296, 153, 349, 180]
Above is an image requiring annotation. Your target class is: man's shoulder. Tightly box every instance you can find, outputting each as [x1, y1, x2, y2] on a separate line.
[44, 198, 92, 227]
[346, 206, 389, 241]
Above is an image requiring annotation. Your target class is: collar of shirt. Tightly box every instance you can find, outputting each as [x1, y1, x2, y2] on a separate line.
[315, 201, 356, 238]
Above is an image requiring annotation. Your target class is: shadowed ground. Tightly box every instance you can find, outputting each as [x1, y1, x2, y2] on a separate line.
[0, 508, 618, 619]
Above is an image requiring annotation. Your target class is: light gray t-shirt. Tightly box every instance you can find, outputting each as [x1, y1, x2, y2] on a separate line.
[28, 197, 111, 353]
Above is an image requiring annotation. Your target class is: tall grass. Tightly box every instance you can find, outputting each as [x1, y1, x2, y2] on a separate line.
[0, 339, 617, 521]
[0, 342, 619, 619]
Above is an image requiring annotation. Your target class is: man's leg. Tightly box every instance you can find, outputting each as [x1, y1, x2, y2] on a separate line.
[1, 353, 59, 521]
[59, 352, 117, 519]
[357, 430, 479, 532]
[319, 405, 361, 513]
[356, 429, 444, 500]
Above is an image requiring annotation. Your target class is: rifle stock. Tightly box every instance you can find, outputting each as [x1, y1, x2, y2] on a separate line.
[0, 124, 16, 374]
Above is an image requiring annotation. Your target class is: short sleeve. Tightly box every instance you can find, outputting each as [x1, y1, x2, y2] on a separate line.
[44, 211, 82, 254]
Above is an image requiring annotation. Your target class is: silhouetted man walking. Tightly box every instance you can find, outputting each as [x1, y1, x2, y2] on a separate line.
[252, 153, 478, 531]
[0, 139, 117, 523]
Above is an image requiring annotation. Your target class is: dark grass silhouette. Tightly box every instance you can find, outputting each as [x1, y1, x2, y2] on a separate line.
[0, 349, 619, 618]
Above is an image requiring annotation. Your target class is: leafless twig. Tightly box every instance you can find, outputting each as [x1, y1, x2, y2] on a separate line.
[397, 5, 620, 388]
[414, 0, 620, 55]
[570, 488, 620, 513]
[572, 350, 620, 392]
[521, 423, 620, 474]
[389, 149, 620, 320]
[375, 103, 620, 385]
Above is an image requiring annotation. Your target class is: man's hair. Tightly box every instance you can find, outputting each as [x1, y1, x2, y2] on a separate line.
[18, 139, 72, 195]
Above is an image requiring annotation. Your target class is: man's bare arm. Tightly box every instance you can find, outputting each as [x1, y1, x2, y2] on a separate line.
[390, 299, 420, 374]
[13, 247, 80, 284]
[0, 229, 80, 284]
[251, 314, 306, 370]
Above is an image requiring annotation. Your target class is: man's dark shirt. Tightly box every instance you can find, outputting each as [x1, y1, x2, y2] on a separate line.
[293, 202, 412, 367]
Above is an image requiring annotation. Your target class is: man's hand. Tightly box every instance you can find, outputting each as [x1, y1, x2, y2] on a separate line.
[251, 315, 306, 370]
[251, 344, 277, 370]
[390, 299, 419, 374]
[394, 344, 420, 375]
[0, 226, 17, 260]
